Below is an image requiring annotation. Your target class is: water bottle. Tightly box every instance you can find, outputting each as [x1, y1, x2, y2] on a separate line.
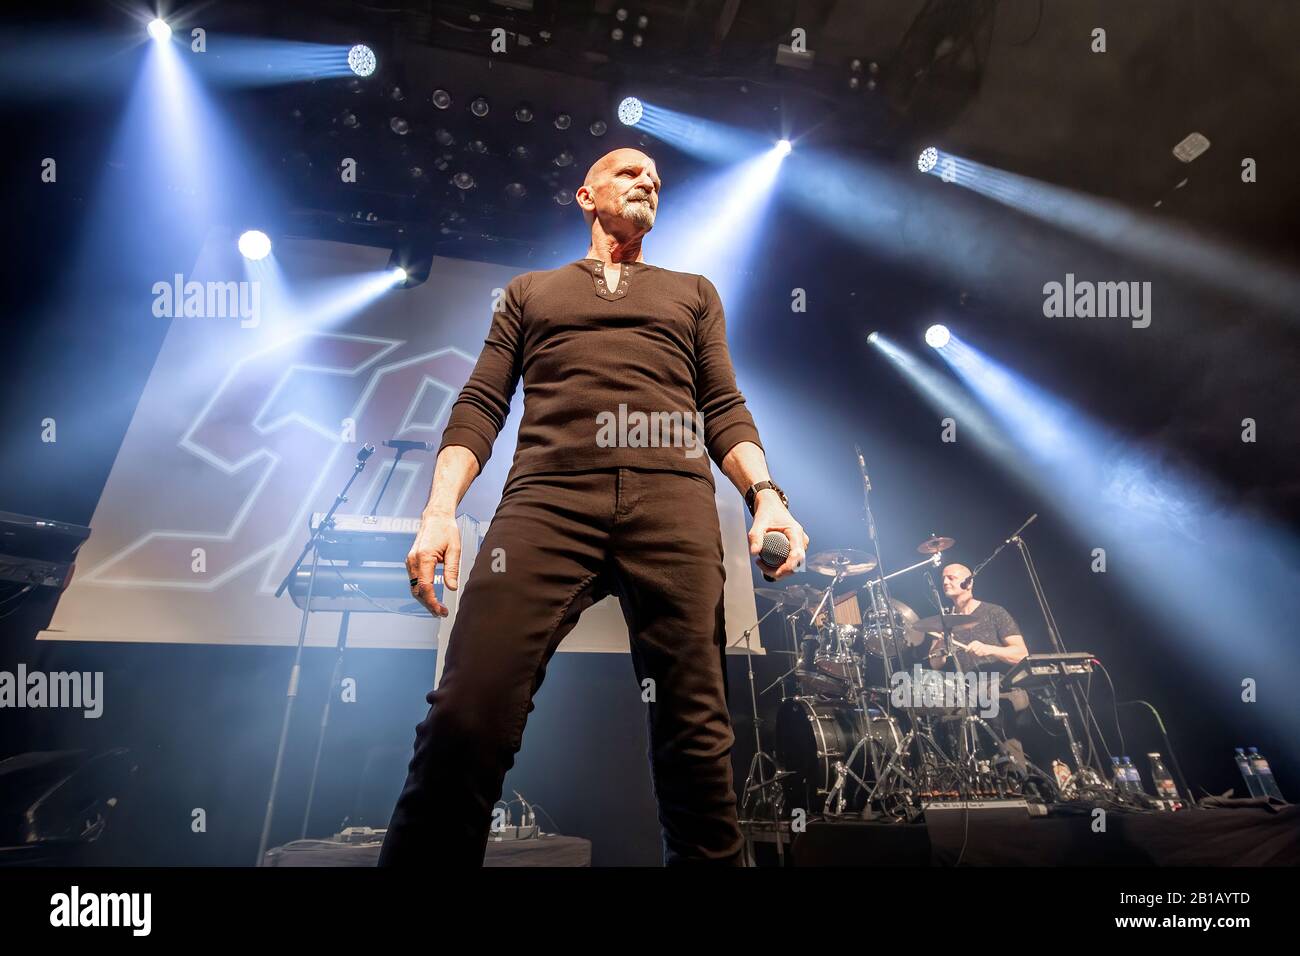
[1122, 756, 1146, 796]
[1110, 756, 1127, 793]
[1235, 747, 1265, 798]
[1247, 747, 1285, 802]
[1147, 752, 1179, 800]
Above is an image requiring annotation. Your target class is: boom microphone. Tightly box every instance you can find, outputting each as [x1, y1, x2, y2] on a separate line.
[382, 439, 435, 452]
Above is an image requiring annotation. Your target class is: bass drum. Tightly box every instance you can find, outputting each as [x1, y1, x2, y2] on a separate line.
[774, 697, 901, 815]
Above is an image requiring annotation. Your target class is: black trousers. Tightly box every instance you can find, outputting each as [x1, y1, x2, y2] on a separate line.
[378, 467, 745, 866]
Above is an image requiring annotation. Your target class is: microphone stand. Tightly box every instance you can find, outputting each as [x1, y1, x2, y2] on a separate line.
[854, 447, 907, 711]
[368, 445, 411, 518]
[1010, 531, 1108, 787]
[257, 444, 373, 865]
[970, 514, 1106, 789]
[962, 513, 1038, 593]
[300, 441, 429, 840]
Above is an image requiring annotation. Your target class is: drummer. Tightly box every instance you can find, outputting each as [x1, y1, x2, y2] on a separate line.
[904, 563, 1034, 776]
[908, 563, 1028, 671]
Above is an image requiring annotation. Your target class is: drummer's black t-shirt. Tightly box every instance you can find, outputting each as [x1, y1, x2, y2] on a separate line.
[908, 601, 1022, 673]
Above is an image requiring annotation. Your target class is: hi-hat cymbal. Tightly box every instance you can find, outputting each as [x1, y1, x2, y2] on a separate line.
[806, 549, 878, 577]
[917, 535, 956, 555]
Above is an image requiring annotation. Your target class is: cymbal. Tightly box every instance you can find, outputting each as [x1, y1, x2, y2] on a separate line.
[780, 584, 825, 609]
[909, 613, 979, 633]
[806, 548, 878, 577]
[863, 597, 919, 629]
[754, 584, 822, 609]
[917, 535, 956, 555]
[754, 587, 791, 605]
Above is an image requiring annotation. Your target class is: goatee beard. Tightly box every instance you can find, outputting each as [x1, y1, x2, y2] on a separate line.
[623, 200, 655, 228]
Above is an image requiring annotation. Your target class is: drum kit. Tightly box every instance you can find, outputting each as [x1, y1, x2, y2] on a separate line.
[741, 531, 1021, 825]
[734, 456, 1121, 853]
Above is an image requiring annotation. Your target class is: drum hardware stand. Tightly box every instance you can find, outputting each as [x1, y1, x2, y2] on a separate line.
[857, 564, 971, 813]
[863, 567, 985, 809]
[806, 566, 847, 630]
[737, 599, 794, 865]
[861, 710, 949, 816]
[759, 605, 817, 697]
[824, 712, 903, 816]
[1038, 683, 1108, 796]
[257, 443, 374, 865]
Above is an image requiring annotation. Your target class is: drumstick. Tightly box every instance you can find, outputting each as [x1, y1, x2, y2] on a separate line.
[925, 632, 971, 651]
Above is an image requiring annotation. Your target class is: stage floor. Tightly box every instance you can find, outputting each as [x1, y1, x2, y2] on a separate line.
[745, 804, 1300, 866]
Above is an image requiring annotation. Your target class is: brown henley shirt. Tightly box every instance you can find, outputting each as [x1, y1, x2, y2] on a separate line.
[438, 257, 763, 488]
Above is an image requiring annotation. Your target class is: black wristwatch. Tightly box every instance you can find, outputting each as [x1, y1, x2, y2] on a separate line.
[745, 480, 788, 516]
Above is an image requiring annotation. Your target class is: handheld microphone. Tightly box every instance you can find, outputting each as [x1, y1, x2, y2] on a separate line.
[758, 530, 791, 582]
[382, 439, 434, 453]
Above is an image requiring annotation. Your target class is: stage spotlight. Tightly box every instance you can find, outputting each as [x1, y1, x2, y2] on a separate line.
[776, 139, 792, 157]
[147, 19, 171, 41]
[515, 104, 534, 123]
[618, 97, 643, 126]
[917, 146, 938, 173]
[470, 97, 490, 117]
[866, 331, 880, 344]
[924, 324, 950, 349]
[554, 113, 572, 130]
[390, 116, 410, 135]
[348, 44, 376, 77]
[589, 120, 608, 137]
[431, 89, 451, 110]
[238, 230, 272, 261]
[392, 267, 408, 284]
[452, 172, 475, 190]
[554, 190, 574, 206]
